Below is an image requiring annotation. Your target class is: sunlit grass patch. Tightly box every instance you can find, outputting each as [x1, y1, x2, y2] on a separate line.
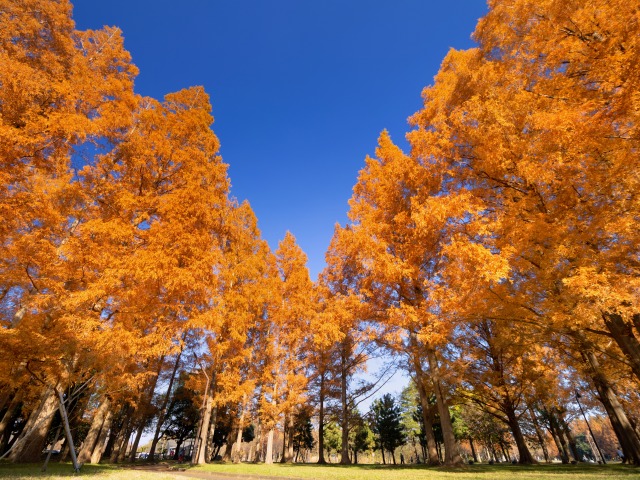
[190, 461, 639, 480]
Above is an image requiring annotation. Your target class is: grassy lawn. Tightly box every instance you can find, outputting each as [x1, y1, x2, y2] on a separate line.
[0, 462, 183, 479]
[0, 461, 637, 480]
[192, 462, 639, 480]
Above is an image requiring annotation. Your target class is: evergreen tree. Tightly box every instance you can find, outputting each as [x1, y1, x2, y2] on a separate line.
[350, 412, 375, 464]
[292, 407, 315, 462]
[370, 394, 406, 465]
[323, 422, 341, 462]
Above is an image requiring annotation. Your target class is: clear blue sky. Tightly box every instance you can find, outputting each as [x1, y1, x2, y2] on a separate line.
[72, 0, 487, 280]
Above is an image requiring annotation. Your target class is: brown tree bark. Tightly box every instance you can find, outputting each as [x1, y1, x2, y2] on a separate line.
[504, 402, 536, 464]
[148, 349, 183, 461]
[129, 356, 164, 462]
[193, 383, 214, 464]
[412, 351, 439, 465]
[339, 349, 351, 465]
[7, 387, 58, 463]
[547, 408, 571, 463]
[264, 427, 274, 464]
[528, 407, 549, 462]
[602, 312, 640, 383]
[90, 408, 113, 464]
[582, 347, 640, 464]
[78, 397, 112, 464]
[468, 438, 478, 462]
[317, 371, 327, 464]
[426, 348, 462, 466]
[0, 392, 22, 455]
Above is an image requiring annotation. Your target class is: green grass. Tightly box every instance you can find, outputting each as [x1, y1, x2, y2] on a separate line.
[0, 461, 637, 480]
[0, 461, 183, 479]
[191, 462, 639, 480]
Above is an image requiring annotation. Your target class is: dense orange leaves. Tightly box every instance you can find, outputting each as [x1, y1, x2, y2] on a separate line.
[0, 0, 237, 418]
[337, 0, 640, 465]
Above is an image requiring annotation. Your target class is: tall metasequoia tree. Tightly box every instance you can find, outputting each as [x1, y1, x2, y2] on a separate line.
[258, 233, 313, 464]
[404, 0, 640, 464]
[0, 0, 137, 463]
[189, 201, 272, 465]
[345, 131, 485, 465]
[307, 284, 342, 465]
[212, 202, 272, 464]
[318, 225, 386, 465]
[79, 85, 234, 464]
[458, 319, 540, 463]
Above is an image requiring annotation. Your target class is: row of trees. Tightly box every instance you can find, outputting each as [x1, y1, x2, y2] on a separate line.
[0, 0, 638, 470]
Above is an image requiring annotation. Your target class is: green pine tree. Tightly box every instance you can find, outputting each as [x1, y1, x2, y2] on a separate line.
[370, 394, 406, 464]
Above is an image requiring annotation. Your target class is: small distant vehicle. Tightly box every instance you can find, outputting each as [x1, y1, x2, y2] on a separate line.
[136, 452, 149, 459]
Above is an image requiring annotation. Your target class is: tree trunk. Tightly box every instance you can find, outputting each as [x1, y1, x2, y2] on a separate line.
[280, 416, 288, 463]
[213, 442, 222, 460]
[103, 403, 126, 461]
[111, 410, 134, 463]
[469, 438, 478, 462]
[414, 364, 439, 465]
[546, 411, 569, 463]
[265, 428, 274, 464]
[192, 367, 214, 465]
[504, 403, 536, 464]
[558, 412, 581, 462]
[0, 393, 22, 454]
[223, 415, 238, 462]
[7, 387, 58, 463]
[489, 442, 497, 462]
[232, 400, 246, 463]
[172, 439, 183, 460]
[250, 421, 261, 462]
[528, 407, 549, 462]
[381, 448, 386, 464]
[339, 349, 352, 465]
[193, 390, 213, 464]
[317, 371, 326, 464]
[426, 348, 462, 466]
[90, 408, 114, 464]
[285, 413, 295, 462]
[129, 356, 164, 462]
[41, 424, 62, 472]
[266, 374, 279, 465]
[602, 312, 640, 383]
[0, 387, 13, 415]
[582, 347, 640, 464]
[78, 397, 111, 464]
[148, 350, 183, 462]
[549, 409, 571, 463]
[205, 406, 217, 461]
[499, 442, 510, 462]
[128, 420, 147, 462]
[55, 389, 80, 472]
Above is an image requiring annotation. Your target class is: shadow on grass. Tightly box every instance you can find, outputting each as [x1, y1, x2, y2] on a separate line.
[0, 460, 121, 478]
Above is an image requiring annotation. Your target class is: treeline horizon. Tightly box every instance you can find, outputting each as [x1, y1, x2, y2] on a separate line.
[0, 0, 639, 471]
